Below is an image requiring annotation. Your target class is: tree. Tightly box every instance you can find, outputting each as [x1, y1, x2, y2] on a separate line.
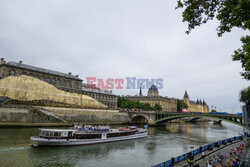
[176, 0, 250, 105]
[118, 97, 161, 110]
[239, 86, 250, 104]
[211, 109, 217, 112]
[177, 99, 188, 112]
[153, 104, 162, 111]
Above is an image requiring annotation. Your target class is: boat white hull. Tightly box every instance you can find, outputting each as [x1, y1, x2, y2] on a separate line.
[31, 132, 148, 147]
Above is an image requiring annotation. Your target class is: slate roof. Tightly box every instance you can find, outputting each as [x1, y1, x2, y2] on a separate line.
[6, 61, 82, 81]
[149, 85, 158, 91]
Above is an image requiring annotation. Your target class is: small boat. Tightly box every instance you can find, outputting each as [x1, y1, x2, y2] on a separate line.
[31, 125, 148, 147]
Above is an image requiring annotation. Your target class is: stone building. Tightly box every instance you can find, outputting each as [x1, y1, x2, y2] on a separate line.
[123, 85, 177, 112]
[0, 58, 118, 109]
[183, 90, 209, 113]
[81, 83, 117, 109]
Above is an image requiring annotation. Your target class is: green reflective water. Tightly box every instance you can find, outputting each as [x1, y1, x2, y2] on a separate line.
[0, 122, 243, 167]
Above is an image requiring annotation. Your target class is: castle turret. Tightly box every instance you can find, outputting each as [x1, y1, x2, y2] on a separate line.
[183, 90, 189, 106]
[196, 99, 199, 104]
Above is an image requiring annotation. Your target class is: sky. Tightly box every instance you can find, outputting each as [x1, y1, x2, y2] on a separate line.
[0, 0, 249, 113]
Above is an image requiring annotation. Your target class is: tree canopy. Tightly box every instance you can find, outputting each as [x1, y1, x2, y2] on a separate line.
[176, 0, 250, 36]
[176, 0, 250, 105]
[211, 109, 217, 112]
[117, 97, 162, 111]
[177, 99, 188, 112]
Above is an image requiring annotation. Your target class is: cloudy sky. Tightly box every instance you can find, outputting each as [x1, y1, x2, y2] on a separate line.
[0, 0, 248, 113]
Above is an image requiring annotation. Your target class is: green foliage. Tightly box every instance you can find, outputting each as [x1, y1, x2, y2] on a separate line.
[211, 109, 217, 112]
[176, 0, 250, 36]
[239, 86, 250, 105]
[177, 99, 188, 112]
[154, 104, 162, 111]
[176, 0, 250, 104]
[232, 35, 250, 80]
[118, 97, 162, 111]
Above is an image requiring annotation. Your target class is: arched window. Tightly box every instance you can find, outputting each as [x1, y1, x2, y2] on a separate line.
[9, 69, 16, 76]
[41, 76, 45, 81]
[29, 73, 34, 77]
[56, 79, 61, 86]
[74, 82, 79, 88]
[51, 78, 56, 84]
[46, 77, 51, 83]
[62, 80, 65, 87]
[66, 81, 70, 87]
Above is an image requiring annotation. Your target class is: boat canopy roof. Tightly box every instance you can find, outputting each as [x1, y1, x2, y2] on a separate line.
[39, 129, 77, 132]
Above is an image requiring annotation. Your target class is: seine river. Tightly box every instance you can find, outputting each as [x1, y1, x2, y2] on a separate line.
[0, 122, 243, 167]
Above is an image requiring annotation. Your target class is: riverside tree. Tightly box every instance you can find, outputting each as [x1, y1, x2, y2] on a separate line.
[177, 99, 188, 112]
[176, 0, 250, 105]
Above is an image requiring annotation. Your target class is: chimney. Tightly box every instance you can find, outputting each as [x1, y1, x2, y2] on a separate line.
[19, 61, 22, 64]
[75, 75, 79, 77]
[68, 72, 72, 75]
[0, 58, 5, 64]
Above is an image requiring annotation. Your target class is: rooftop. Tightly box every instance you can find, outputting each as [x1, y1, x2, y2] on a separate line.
[4, 61, 82, 81]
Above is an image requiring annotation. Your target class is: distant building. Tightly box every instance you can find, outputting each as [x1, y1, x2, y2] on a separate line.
[0, 58, 118, 109]
[183, 90, 209, 113]
[123, 85, 177, 112]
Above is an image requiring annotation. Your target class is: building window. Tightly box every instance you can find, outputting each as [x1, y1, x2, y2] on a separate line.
[62, 80, 65, 87]
[9, 69, 16, 76]
[35, 74, 39, 79]
[21, 71, 27, 75]
[66, 81, 70, 87]
[41, 76, 45, 81]
[29, 73, 34, 77]
[52, 78, 55, 84]
[46, 77, 51, 83]
[74, 82, 79, 89]
[56, 79, 61, 86]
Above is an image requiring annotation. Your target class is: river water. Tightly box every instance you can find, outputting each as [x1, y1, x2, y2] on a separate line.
[0, 122, 243, 167]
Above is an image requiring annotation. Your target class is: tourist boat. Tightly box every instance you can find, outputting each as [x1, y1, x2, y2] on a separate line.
[30, 125, 148, 147]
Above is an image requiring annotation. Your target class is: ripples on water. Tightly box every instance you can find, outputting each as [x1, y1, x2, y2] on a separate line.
[0, 122, 243, 167]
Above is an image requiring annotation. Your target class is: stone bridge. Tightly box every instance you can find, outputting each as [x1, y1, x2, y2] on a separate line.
[128, 111, 245, 127]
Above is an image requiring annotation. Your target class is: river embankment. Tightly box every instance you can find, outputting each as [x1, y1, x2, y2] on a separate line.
[0, 105, 129, 127]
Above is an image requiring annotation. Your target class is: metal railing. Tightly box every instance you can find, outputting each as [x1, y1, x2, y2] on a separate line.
[152, 135, 244, 167]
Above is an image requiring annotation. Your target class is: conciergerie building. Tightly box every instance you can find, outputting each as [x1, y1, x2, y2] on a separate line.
[0, 58, 118, 109]
[123, 85, 209, 113]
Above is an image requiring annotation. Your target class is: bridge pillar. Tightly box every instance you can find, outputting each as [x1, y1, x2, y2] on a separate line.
[213, 120, 222, 124]
[240, 118, 243, 124]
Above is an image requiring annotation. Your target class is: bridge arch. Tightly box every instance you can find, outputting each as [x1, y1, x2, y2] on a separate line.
[155, 114, 244, 127]
[130, 114, 149, 124]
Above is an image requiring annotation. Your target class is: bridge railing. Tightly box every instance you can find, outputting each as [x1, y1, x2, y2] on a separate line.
[152, 135, 243, 167]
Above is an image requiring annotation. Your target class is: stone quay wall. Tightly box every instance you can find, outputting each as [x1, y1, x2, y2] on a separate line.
[0, 107, 62, 125]
[0, 105, 130, 126]
[42, 107, 129, 124]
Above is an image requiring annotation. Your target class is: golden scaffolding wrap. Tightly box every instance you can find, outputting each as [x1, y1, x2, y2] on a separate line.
[0, 75, 107, 109]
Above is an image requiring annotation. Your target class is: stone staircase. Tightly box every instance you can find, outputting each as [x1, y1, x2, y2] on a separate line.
[0, 97, 10, 106]
[33, 107, 67, 123]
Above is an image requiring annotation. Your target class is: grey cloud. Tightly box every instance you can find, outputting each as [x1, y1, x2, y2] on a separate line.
[0, 0, 248, 113]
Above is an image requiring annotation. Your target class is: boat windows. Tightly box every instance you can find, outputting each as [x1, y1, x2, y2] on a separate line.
[107, 131, 136, 138]
[75, 134, 101, 139]
[40, 131, 63, 138]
